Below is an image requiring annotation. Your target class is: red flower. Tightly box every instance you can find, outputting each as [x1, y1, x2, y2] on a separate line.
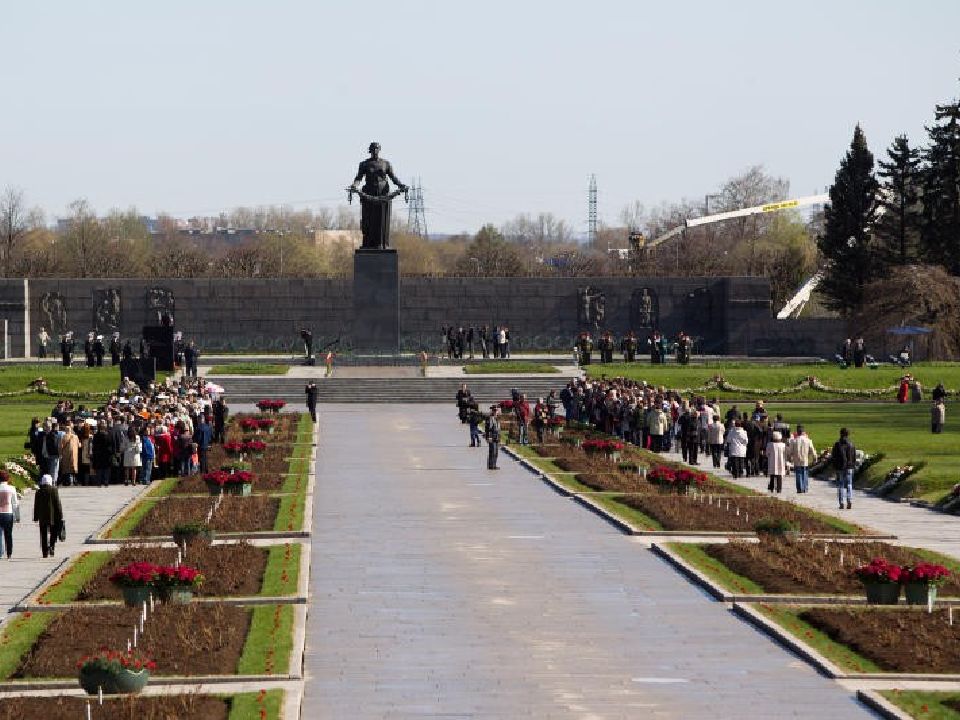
[109, 561, 159, 587]
[223, 441, 244, 453]
[243, 440, 267, 452]
[256, 399, 286, 412]
[203, 470, 254, 486]
[854, 558, 903, 583]
[903, 562, 951, 586]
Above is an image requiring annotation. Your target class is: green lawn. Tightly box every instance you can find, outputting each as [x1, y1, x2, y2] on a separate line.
[228, 690, 284, 720]
[880, 691, 960, 719]
[237, 605, 294, 675]
[463, 361, 561, 374]
[585, 361, 960, 400]
[763, 402, 959, 502]
[209, 364, 289, 375]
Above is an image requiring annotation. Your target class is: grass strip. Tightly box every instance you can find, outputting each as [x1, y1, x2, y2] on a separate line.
[228, 689, 284, 720]
[0, 612, 55, 680]
[260, 544, 301, 597]
[237, 605, 294, 676]
[103, 497, 159, 539]
[463, 360, 560, 374]
[754, 604, 883, 673]
[595, 495, 663, 530]
[879, 690, 960, 719]
[665, 543, 765, 595]
[275, 491, 306, 532]
[146, 477, 178, 498]
[38, 551, 111, 604]
[209, 364, 289, 375]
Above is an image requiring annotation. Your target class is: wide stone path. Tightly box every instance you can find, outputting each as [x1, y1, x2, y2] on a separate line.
[0, 484, 144, 620]
[303, 405, 872, 719]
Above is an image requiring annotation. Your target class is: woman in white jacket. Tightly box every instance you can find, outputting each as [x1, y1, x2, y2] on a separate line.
[726, 420, 748, 478]
[765, 431, 787, 494]
[120, 426, 143, 486]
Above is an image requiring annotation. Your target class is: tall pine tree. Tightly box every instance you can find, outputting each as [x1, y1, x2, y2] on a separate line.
[875, 135, 922, 266]
[921, 95, 960, 274]
[817, 124, 880, 315]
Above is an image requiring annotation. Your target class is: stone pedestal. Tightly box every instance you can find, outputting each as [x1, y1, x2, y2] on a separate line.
[352, 250, 400, 353]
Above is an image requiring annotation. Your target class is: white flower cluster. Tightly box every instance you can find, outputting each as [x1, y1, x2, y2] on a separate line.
[4, 461, 31, 479]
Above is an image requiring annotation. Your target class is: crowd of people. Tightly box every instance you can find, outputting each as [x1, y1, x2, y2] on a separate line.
[453, 375, 902, 513]
[37, 326, 200, 377]
[441, 325, 511, 360]
[0, 373, 229, 561]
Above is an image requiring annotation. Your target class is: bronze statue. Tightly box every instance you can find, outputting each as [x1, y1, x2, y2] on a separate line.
[347, 142, 408, 250]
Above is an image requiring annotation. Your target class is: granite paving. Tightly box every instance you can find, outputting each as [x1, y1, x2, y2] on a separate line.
[303, 405, 873, 719]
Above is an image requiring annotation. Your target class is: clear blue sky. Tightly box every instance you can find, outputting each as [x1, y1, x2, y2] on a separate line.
[1, 0, 957, 235]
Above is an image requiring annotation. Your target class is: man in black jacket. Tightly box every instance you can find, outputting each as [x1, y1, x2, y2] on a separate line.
[305, 382, 318, 423]
[831, 427, 857, 510]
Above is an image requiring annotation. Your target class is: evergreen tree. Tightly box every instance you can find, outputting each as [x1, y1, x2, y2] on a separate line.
[817, 124, 880, 315]
[875, 135, 922, 266]
[921, 95, 960, 274]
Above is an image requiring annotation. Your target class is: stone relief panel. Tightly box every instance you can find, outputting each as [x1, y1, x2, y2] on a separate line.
[577, 286, 606, 329]
[146, 286, 175, 325]
[39, 292, 68, 337]
[93, 288, 121, 334]
[629, 287, 659, 329]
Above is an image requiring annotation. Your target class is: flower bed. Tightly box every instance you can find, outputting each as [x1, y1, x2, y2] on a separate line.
[11, 604, 251, 679]
[78, 544, 269, 600]
[797, 607, 960, 673]
[701, 539, 960, 596]
[0, 695, 236, 720]
[128, 496, 281, 536]
[256, 399, 287, 413]
[172, 472, 285, 495]
[574, 472, 652, 494]
[613, 495, 861, 534]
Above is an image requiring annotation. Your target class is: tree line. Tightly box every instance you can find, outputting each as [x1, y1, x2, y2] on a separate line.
[817, 88, 960, 316]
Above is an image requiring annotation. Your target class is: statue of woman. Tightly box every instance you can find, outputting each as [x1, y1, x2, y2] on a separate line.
[350, 142, 407, 250]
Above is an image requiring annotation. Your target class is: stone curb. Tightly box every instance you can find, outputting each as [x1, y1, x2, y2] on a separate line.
[855, 690, 915, 720]
[0, 674, 297, 693]
[15, 596, 308, 612]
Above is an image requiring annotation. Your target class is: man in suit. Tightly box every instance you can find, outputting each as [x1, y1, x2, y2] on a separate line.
[484, 407, 501, 470]
[305, 381, 319, 423]
[193, 416, 213, 474]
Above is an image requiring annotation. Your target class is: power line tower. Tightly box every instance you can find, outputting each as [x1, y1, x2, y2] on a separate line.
[587, 174, 598, 246]
[407, 177, 429, 241]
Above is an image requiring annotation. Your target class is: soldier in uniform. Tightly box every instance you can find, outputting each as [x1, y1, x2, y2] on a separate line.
[577, 332, 593, 365]
[621, 331, 638, 362]
[93, 335, 105, 366]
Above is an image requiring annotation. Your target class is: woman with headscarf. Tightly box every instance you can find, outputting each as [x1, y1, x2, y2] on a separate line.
[34, 474, 63, 558]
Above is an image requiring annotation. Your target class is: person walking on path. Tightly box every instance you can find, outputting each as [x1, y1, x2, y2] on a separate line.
[786, 424, 817, 493]
[485, 406, 502, 470]
[932, 399, 946, 434]
[58, 422, 80, 487]
[765, 431, 786, 494]
[515, 394, 531, 445]
[193, 416, 213, 474]
[305, 382, 318, 423]
[707, 415, 725, 469]
[0, 472, 20, 559]
[831, 427, 857, 510]
[92, 420, 114, 487]
[139, 427, 155, 485]
[33, 474, 63, 558]
[121, 426, 142, 486]
[533, 398, 549, 445]
[42, 420, 62, 485]
[726, 420, 748, 479]
[468, 405, 483, 448]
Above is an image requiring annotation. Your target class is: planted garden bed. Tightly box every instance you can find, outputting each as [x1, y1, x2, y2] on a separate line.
[797, 606, 960, 673]
[11, 604, 251, 678]
[613, 494, 862, 534]
[77, 544, 268, 600]
[171, 473, 286, 495]
[699, 539, 960, 596]
[0, 695, 235, 720]
[128, 496, 281, 536]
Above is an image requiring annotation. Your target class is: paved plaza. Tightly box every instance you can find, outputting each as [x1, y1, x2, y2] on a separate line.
[304, 405, 873, 719]
[0, 484, 144, 621]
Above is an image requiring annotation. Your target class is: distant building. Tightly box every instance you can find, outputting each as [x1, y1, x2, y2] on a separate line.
[313, 229, 361, 250]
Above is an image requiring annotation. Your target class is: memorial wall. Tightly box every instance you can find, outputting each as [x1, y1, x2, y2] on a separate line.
[0, 277, 842, 358]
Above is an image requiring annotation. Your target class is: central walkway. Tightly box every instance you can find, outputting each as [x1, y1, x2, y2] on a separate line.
[304, 405, 873, 719]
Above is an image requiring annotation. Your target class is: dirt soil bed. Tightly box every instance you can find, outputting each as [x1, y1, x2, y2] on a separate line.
[576, 472, 653, 494]
[13, 604, 251, 678]
[131, 496, 280, 536]
[615, 495, 855, 534]
[171, 473, 286, 494]
[704, 539, 960, 595]
[799, 607, 960, 673]
[77, 543, 269, 600]
[0, 696, 229, 720]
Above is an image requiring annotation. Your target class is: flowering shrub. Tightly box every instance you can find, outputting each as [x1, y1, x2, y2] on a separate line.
[256, 399, 286, 412]
[239, 418, 260, 432]
[154, 564, 204, 589]
[903, 563, 951, 587]
[203, 470, 254, 486]
[109, 562, 159, 587]
[243, 440, 267, 453]
[581, 439, 625, 454]
[223, 441, 244, 454]
[647, 465, 677, 485]
[854, 558, 903, 584]
[77, 648, 156, 674]
[256, 418, 276, 430]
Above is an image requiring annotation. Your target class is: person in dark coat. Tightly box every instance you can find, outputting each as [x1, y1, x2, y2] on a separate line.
[193, 416, 213, 474]
[212, 398, 229, 443]
[110, 333, 121, 365]
[34, 474, 64, 558]
[305, 382, 318, 423]
[93, 335, 105, 366]
[91, 420, 115, 486]
[831, 427, 857, 509]
[84, 333, 96, 368]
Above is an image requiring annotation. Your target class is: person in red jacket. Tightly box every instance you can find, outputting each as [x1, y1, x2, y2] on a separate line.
[515, 394, 531, 445]
[153, 426, 174, 478]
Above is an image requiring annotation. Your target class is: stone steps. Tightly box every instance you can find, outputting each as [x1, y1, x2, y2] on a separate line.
[212, 376, 573, 404]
